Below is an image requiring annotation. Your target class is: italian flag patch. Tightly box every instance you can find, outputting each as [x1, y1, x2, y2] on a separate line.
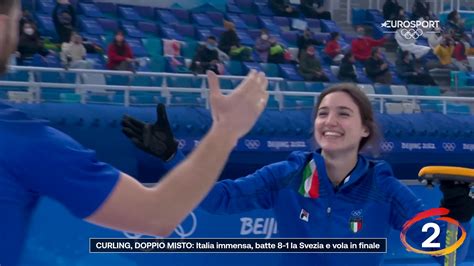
[298, 159, 319, 199]
[350, 218, 362, 233]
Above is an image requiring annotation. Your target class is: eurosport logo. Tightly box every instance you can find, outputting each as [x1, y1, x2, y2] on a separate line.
[122, 211, 197, 239]
[380, 141, 394, 152]
[244, 139, 261, 150]
[442, 142, 456, 152]
[381, 20, 440, 40]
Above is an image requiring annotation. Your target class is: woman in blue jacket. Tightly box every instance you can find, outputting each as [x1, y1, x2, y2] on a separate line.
[123, 83, 473, 265]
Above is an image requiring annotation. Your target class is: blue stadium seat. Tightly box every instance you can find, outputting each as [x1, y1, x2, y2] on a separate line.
[366, 9, 384, 24]
[160, 25, 186, 41]
[283, 96, 315, 109]
[134, 5, 155, 21]
[206, 12, 224, 27]
[82, 34, 106, 50]
[192, 13, 216, 27]
[281, 31, 299, 47]
[224, 61, 243, 75]
[167, 77, 201, 88]
[260, 63, 280, 77]
[137, 21, 158, 36]
[273, 16, 290, 31]
[219, 79, 234, 90]
[305, 82, 325, 92]
[127, 38, 148, 57]
[197, 28, 213, 41]
[95, 2, 118, 18]
[240, 14, 261, 29]
[97, 18, 119, 33]
[254, 2, 274, 16]
[149, 55, 165, 72]
[320, 19, 341, 33]
[306, 19, 320, 31]
[121, 22, 146, 38]
[226, 1, 243, 13]
[170, 9, 191, 24]
[78, 3, 104, 18]
[374, 84, 391, 95]
[118, 6, 144, 21]
[211, 27, 226, 39]
[279, 64, 304, 81]
[181, 41, 198, 59]
[258, 16, 281, 33]
[225, 14, 249, 29]
[85, 54, 106, 69]
[351, 8, 367, 25]
[37, 0, 54, 14]
[164, 56, 191, 73]
[80, 17, 105, 35]
[35, 15, 57, 39]
[157, 9, 180, 25]
[286, 81, 306, 91]
[141, 37, 162, 57]
[236, 30, 255, 46]
[234, 0, 255, 13]
[173, 24, 196, 40]
[242, 62, 263, 73]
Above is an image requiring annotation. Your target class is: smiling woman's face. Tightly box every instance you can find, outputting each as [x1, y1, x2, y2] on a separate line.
[314, 91, 369, 155]
[0, 0, 20, 74]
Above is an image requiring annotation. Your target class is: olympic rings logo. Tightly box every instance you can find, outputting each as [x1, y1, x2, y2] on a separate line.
[400, 208, 466, 256]
[400, 29, 424, 40]
[442, 143, 456, 152]
[122, 211, 198, 239]
[244, 139, 261, 150]
[177, 139, 186, 149]
[381, 141, 394, 152]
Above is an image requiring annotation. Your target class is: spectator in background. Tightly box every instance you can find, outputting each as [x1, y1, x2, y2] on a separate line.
[396, 51, 436, 85]
[337, 51, 358, 82]
[351, 26, 386, 62]
[452, 39, 470, 71]
[324, 32, 344, 64]
[191, 36, 220, 74]
[107, 31, 134, 71]
[365, 47, 392, 84]
[255, 29, 273, 62]
[268, 38, 289, 64]
[432, 37, 458, 70]
[300, 0, 331, 20]
[269, 0, 299, 17]
[52, 0, 76, 43]
[395, 27, 431, 59]
[218, 21, 252, 61]
[383, 0, 402, 20]
[412, 0, 431, 20]
[19, 8, 34, 34]
[425, 28, 444, 49]
[17, 22, 51, 65]
[61, 32, 93, 69]
[446, 10, 465, 40]
[297, 28, 324, 60]
[298, 45, 329, 81]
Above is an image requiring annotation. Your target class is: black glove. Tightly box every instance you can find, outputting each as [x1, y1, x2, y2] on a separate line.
[440, 180, 474, 223]
[121, 103, 178, 161]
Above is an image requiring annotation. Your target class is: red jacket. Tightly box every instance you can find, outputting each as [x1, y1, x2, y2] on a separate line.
[351, 37, 385, 61]
[107, 42, 134, 69]
[452, 42, 467, 61]
[324, 40, 341, 58]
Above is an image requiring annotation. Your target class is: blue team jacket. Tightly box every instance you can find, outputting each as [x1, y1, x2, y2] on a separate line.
[197, 151, 470, 266]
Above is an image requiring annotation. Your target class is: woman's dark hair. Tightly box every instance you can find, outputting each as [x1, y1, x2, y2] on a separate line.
[314, 83, 382, 154]
[447, 10, 458, 22]
[113, 30, 127, 55]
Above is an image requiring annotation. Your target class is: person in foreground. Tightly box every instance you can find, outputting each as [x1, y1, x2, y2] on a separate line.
[123, 83, 473, 266]
[0, 2, 269, 265]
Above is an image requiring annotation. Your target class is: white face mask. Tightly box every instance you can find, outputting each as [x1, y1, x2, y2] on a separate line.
[24, 28, 34, 36]
[261, 34, 269, 40]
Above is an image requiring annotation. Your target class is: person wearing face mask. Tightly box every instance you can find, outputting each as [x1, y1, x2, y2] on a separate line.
[52, 0, 76, 43]
[255, 29, 273, 62]
[191, 36, 220, 74]
[365, 47, 392, 84]
[395, 50, 436, 85]
[298, 45, 329, 81]
[351, 26, 386, 62]
[16, 21, 50, 65]
[60, 32, 93, 69]
[297, 28, 324, 60]
[123, 83, 474, 266]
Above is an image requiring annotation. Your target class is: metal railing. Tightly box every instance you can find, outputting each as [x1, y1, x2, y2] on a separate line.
[1, 66, 474, 114]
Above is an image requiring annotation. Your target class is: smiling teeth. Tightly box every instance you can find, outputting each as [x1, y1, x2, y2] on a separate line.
[324, 132, 342, 136]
